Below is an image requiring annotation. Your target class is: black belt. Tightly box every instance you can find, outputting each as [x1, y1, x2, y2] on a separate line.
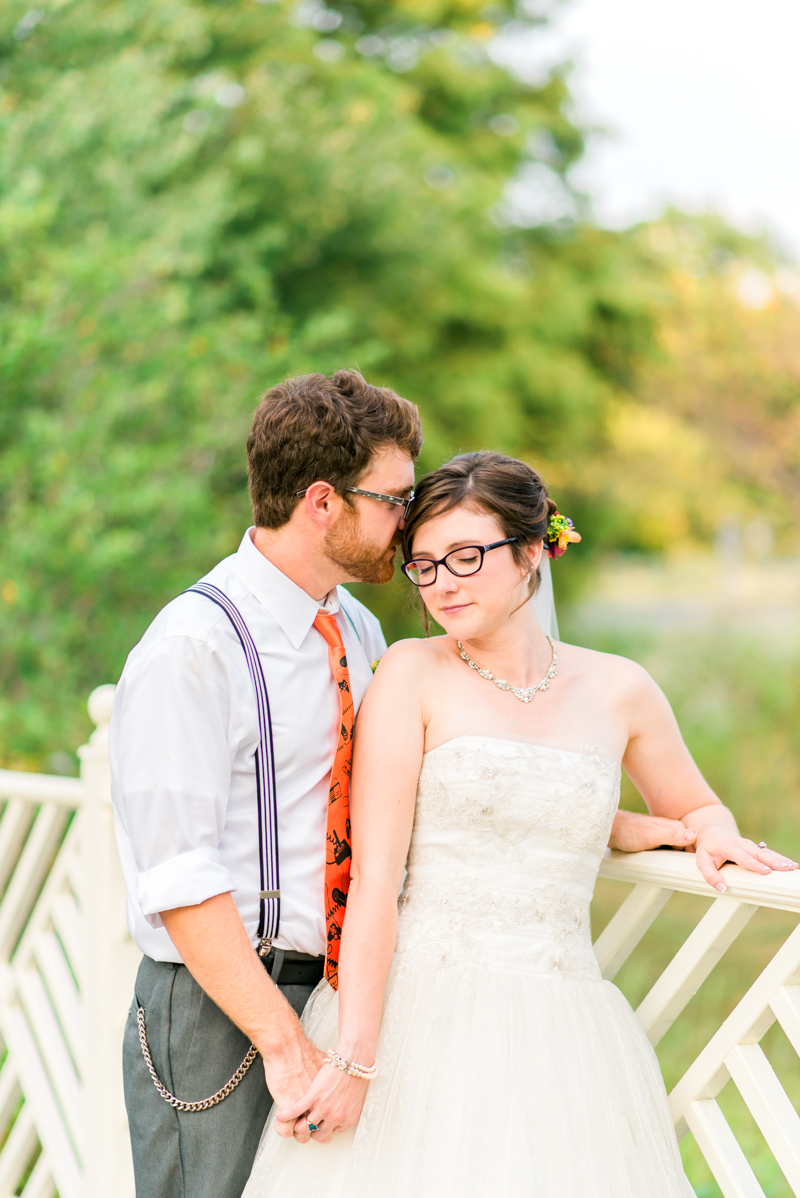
[262, 948, 325, 987]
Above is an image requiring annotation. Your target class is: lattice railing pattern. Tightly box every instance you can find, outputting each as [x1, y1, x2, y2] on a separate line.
[0, 771, 82, 1198]
[0, 687, 137, 1198]
[597, 849, 800, 1197]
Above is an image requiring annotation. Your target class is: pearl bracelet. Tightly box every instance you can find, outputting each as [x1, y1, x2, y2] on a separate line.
[325, 1048, 378, 1080]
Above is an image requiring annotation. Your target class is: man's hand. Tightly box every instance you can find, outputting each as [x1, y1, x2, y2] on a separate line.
[161, 893, 324, 1138]
[609, 809, 697, 853]
[265, 1038, 327, 1139]
[276, 1061, 369, 1144]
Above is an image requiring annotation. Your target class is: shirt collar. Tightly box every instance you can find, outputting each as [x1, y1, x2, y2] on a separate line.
[235, 528, 341, 649]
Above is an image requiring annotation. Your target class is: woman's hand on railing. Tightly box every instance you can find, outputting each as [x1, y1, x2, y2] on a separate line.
[693, 824, 799, 893]
[607, 810, 800, 894]
[608, 809, 697, 853]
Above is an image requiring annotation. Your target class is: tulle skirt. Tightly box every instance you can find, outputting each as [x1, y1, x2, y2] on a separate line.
[243, 956, 693, 1198]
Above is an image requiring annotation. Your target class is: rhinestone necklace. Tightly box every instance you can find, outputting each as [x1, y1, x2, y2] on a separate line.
[456, 636, 558, 704]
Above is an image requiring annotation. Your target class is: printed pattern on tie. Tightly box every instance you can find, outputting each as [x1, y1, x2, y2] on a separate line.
[313, 612, 354, 990]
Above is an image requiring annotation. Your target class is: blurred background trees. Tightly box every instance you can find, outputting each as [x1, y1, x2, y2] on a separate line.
[3, 6, 800, 1189]
[0, 0, 798, 768]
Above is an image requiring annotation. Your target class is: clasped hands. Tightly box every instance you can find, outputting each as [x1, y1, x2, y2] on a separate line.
[608, 810, 798, 891]
[272, 1055, 368, 1145]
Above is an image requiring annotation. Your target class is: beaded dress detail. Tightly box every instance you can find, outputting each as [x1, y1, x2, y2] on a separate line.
[244, 735, 693, 1198]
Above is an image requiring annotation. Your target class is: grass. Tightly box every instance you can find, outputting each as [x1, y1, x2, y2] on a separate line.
[565, 619, 800, 1197]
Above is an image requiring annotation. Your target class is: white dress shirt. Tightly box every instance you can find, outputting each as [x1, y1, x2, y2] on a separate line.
[110, 529, 386, 963]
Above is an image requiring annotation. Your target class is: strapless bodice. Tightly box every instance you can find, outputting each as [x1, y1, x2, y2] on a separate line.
[396, 735, 621, 981]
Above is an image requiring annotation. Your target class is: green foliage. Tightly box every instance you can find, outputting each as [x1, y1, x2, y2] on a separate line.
[632, 212, 800, 543]
[0, 0, 658, 764]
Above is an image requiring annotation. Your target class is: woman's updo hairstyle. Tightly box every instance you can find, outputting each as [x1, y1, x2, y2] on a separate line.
[402, 451, 557, 592]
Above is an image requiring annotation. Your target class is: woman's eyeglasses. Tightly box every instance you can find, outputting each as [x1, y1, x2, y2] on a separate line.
[401, 538, 518, 587]
[295, 485, 415, 520]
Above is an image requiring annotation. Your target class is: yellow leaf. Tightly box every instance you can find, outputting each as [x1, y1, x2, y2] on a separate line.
[347, 101, 374, 125]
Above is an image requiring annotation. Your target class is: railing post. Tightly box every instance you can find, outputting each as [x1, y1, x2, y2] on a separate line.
[78, 684, 137, 1198]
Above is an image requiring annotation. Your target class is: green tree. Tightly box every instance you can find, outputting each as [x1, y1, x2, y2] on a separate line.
[0, 0, 658, 766]
[570, 214, 800, 559]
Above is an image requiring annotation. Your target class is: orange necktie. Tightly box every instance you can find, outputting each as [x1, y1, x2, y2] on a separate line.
[314, 611, 354, 990]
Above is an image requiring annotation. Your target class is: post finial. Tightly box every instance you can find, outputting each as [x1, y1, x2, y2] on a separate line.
[87, 684, 116, 732]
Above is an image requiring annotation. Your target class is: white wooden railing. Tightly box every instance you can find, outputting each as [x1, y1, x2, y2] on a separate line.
[597, 849, 800, 1197]
[0, 686, 797, 1196]
[0, 685, 138, 1198]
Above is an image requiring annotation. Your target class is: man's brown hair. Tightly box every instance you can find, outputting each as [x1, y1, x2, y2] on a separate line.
[247, 370, 423, 529]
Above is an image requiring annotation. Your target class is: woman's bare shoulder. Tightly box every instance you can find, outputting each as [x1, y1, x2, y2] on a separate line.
[374, 635, 451, 675]
[558, 641, 653, 691]
[363, 638, 451, 727]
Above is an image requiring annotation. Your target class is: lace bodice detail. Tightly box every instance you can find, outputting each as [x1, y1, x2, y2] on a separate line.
[396, 736, 620, 981]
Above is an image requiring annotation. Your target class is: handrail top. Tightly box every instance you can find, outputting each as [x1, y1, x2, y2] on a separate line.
[600, 848, 800, 914]
[0, 768, 85, 807]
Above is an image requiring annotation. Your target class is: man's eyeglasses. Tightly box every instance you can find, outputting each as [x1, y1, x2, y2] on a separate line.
[295, 485, 415, 520]
[401, 538, 518, 587]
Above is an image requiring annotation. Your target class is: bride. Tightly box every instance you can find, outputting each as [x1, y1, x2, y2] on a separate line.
[244, 451, 797, 1197]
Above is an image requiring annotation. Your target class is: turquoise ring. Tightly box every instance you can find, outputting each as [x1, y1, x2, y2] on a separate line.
[308, 1120, 320, 1132]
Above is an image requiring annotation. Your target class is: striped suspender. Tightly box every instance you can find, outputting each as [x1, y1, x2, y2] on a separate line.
[186, 583, 280, 956]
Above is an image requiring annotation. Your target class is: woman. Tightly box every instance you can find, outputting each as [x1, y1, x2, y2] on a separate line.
[244, 452, 796, 1197]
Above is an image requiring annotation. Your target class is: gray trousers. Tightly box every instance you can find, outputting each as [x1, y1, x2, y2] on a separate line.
[123, 956, 317, 1198]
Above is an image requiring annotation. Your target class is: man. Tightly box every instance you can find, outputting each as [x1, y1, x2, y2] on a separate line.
[111, 369, 693, 1198]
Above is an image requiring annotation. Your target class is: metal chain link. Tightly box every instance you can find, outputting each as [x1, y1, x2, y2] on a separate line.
[137, 1005, 259, 1112]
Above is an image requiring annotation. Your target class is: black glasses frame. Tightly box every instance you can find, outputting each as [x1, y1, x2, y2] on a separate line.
[401, 537, 518, 587]
[295, 484, 415, 520]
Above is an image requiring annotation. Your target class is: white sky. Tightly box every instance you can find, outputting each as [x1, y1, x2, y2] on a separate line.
[496, 0, 800, 257]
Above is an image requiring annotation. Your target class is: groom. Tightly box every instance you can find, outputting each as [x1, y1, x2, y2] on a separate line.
[111, 369, 695, 1198]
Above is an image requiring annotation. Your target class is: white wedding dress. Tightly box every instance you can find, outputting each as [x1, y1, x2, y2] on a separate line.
[244, 735, 693, 1197]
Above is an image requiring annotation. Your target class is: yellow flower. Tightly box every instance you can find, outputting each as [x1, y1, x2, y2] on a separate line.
[547, 512, 581, 558]
[557, 526, 581, 551]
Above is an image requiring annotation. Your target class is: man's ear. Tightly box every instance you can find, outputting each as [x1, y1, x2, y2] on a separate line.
[299, 481, 342, 528]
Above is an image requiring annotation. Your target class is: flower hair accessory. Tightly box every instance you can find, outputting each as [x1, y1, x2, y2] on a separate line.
[546, 512, 581, 559]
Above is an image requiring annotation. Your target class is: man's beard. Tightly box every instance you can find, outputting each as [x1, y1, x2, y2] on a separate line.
[324, 507, 399, 585]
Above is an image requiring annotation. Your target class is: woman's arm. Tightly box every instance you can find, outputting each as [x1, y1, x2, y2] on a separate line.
[276, 640, 429, 1142]
[620, 662, 797, 890]
[608, 809, 698, 853]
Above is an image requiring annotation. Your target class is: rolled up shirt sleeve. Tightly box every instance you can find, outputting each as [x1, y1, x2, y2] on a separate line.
[137, 847, 232, 920]
[111, 630, 241, 926]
